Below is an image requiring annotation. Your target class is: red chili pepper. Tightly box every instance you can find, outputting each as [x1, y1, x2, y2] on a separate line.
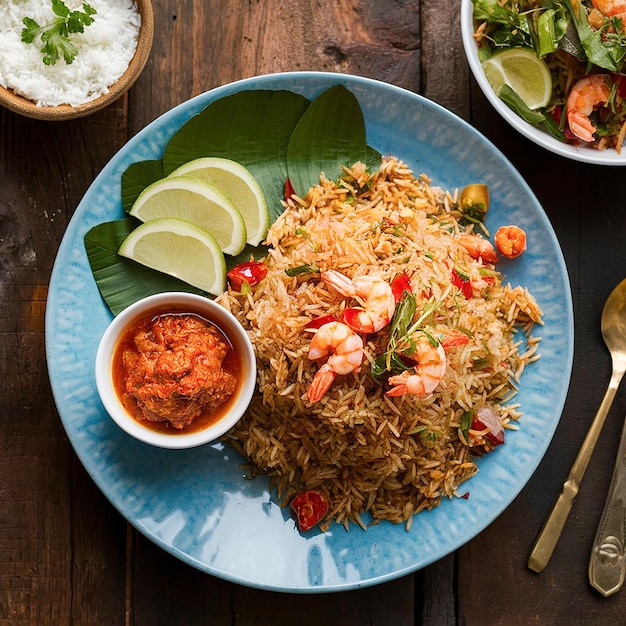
[451, 269, 472, 300]
[285, 177, 296, 201]
[305, 314, 336, 329]
[290, 490, 329, 532]
[391, 273, 412, 302]
[550, 105, 562, 123]
[227, 261, 268, 291]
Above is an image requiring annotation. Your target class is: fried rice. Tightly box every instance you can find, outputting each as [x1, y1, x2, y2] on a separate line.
[217, 156, 543, 531]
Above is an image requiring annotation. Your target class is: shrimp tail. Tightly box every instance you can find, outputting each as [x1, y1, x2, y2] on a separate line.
[385, 379, 410, 397]
[568, 111, 597, 143]
[320, 270, 356, 297]
[385, 341, 446, 397]
[386, 371, 428, 397]
[308, 363, 336, 403]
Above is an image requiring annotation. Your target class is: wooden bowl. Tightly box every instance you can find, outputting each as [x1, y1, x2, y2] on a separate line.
[0, 0, 154, 121]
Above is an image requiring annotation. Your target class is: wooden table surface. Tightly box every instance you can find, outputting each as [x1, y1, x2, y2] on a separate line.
[2, 1, 626, 624]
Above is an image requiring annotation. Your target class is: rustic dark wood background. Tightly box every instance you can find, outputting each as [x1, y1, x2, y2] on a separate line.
[2, 1, 626, 624]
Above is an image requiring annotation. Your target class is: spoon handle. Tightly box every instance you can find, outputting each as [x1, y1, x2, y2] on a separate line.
[589, 411, 626, 596]
[527, 366, 626, 573]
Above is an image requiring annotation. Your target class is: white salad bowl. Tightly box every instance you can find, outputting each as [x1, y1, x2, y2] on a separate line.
[461, 0, 626, 166]
[95, 292, 257, 449]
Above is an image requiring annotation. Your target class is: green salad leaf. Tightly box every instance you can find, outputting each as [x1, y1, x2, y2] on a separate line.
[496, 84, 547, 124]
[565, 0, 625, 72]
[472, 0, 533, 49]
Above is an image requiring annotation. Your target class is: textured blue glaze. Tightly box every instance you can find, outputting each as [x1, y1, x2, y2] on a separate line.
[46, 72, 574, 593]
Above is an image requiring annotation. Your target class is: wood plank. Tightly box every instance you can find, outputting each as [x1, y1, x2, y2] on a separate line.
[131, 536, 414, 626]
[0, 102, 129, 623]
[421, 0, 470, 119]
[129, 0, 422, 132]
[1, 111, 74, 624]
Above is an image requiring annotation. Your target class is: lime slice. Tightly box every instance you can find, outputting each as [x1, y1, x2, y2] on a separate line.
[129, 176, 247, 256]
[169, 157, 270, 246]
[118, 217, 226, 295]
[482, 48, 552, 110]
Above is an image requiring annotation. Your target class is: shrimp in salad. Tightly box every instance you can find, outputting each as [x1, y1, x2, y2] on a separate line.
[589, 0, 626, 31]
[307, 321, 364, 402]
[591, 0, 626, 21]
[566, 74, 612, 142]
[320, 270, 396, 334]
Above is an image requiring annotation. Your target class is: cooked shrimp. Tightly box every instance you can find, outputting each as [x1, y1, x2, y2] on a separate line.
[458, 233, 498, 264]
[439, 328, 471, 350]
[591, 0, 626, 18]
[308, 321, 364, 402]
[494, 225, 527, 259]
[385, 338, 446, 397]
[589, 0, 626, 30]
[321, 270, 396, 334]
[566, 74, 612, 142]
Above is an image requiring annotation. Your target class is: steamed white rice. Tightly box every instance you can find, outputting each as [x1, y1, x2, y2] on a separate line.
[0, 0, 141, 107]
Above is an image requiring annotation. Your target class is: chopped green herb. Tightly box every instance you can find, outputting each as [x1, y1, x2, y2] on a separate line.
[459, 410, 474, 441]
[22, 0, 97, 66]
[285, 263, 320, 277]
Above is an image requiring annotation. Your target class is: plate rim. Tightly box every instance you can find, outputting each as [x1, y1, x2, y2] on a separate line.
[45, 70, 575, 592]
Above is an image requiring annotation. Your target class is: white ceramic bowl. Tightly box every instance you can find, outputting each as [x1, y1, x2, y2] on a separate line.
[460, 0, 626, 166]
[95, 292, 256, 449]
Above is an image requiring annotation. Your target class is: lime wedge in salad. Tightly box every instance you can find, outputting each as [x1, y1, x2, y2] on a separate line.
[118, 217, 226, 295]
[129, 176, 247, 256]
[169, 157, 270, 246]
[482, 48, 552, 110]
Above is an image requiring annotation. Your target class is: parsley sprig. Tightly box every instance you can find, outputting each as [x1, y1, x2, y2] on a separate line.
[21, 0, 97, 66]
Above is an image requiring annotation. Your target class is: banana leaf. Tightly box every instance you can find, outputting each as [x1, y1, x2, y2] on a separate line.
[84, 218, 205, 315]
[121, 159, 164, 212]
[162, 89, 310, 222]
[286, 85, 370, 197]
[89, 86, 379, 314]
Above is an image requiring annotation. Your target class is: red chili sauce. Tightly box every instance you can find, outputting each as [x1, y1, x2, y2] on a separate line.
[112, 310, 242, 434]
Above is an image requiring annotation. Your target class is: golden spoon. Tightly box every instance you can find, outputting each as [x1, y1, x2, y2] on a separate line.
[528, 277, 626, 574]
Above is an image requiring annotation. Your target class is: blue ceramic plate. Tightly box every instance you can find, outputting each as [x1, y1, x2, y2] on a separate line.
[46, 72, 573, 592]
